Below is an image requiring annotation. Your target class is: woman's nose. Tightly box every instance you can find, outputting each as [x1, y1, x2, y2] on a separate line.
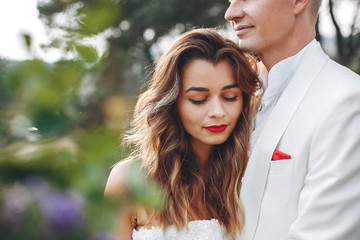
[208, 98, 226, 118]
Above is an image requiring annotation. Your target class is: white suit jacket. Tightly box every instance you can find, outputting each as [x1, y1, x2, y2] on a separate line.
[239, 42, 360, 240]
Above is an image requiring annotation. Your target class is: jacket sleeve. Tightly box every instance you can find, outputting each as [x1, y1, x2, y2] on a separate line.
[288, 71, 360, 239]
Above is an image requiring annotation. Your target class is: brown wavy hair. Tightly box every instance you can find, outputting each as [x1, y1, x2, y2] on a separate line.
[124, 28, 261, 238]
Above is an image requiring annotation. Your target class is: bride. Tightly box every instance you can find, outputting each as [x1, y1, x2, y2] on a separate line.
[105, 28, 260, 240]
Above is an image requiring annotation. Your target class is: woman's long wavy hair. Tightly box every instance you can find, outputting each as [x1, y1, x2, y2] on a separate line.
[124, 28, 261, 238]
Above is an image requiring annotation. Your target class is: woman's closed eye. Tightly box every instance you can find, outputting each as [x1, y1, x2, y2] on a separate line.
[189, 98, 206, 104]
[223, 96, 238, 102]
[189, 95, 238, 104]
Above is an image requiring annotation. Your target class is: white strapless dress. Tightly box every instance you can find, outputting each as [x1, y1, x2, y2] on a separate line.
[132, 219, 233, 240]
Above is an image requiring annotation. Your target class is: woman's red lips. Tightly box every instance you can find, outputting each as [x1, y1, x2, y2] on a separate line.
[205, 124, 228, 133]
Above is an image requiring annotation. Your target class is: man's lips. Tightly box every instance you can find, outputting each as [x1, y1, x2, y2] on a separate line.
[205, 124, 228, 133]
[234, 25, 253, 35]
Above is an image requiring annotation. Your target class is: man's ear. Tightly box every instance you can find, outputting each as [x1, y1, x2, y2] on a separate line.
[293, 0, 309, 15]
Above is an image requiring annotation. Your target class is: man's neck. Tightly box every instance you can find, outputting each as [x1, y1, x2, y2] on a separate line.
[259, 26, 316, 71]
[259, 40, 312, 71]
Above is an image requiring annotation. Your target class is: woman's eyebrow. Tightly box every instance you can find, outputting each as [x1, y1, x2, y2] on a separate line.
[184, 84, 238, 93]
[185, 87, 209, 93]
[222, 84, 239, 90]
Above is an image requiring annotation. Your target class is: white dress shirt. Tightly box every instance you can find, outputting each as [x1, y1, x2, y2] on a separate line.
[255, 39, 317, 129]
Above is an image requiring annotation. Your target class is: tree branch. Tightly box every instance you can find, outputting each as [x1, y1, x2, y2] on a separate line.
[328, 0, 345, 63]
[348, 0, 360, 57]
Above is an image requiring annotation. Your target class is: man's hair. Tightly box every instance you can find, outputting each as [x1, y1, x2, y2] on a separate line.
[309, 0, 322, 21]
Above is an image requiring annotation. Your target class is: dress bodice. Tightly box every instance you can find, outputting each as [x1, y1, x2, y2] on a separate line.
[132, 219, 232, 240]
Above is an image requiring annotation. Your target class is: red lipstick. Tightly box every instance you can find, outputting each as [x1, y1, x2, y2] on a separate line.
[205, 124, 228, 133]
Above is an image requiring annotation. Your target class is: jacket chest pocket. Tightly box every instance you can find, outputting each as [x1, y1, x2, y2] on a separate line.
[269, 158, 295, 175]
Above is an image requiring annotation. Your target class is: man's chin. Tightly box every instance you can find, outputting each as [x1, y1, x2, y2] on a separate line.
[237, 40, 259, 54]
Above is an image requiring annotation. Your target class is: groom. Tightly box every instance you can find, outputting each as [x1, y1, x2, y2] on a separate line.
[225, 0, 360, 239]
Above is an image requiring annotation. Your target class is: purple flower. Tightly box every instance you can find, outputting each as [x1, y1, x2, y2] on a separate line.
[21, 175, 85, 231]
[39, 190, 84, 230]
[1, 176, 87, 236]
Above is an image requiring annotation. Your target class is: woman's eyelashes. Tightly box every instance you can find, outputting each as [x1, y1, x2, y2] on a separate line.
[223, 96, 238, 102]
[189, 96, 238, 105]
[190, 99, 206, 104]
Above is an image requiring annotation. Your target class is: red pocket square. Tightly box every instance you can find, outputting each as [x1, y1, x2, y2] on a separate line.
[272, 150, 291, 160]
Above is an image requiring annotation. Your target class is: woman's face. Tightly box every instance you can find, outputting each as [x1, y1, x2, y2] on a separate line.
[177, 59, 243, 151]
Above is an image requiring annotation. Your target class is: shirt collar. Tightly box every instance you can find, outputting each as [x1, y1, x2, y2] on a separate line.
[262, 39, 317, 100]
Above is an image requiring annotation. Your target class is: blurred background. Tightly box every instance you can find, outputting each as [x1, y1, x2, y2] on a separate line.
[0, 0, 359, 239]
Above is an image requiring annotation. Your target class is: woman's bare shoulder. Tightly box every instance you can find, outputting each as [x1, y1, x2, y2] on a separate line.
[104, 158, 135, 199]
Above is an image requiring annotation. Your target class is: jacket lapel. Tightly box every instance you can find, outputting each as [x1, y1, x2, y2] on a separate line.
[241, 43, 329, 239]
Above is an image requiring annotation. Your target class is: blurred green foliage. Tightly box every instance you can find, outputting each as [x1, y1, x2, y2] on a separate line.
[0, 52, 123, 238]
[1, 0, 172, 238]
[36, 0, 232, 97]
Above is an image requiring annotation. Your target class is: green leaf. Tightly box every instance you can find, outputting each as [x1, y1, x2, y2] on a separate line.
[74, 45, 98, 63]
[77, 2, 119, 36]
[22, 33, 32, 50]
[126, 161, 166, 210]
